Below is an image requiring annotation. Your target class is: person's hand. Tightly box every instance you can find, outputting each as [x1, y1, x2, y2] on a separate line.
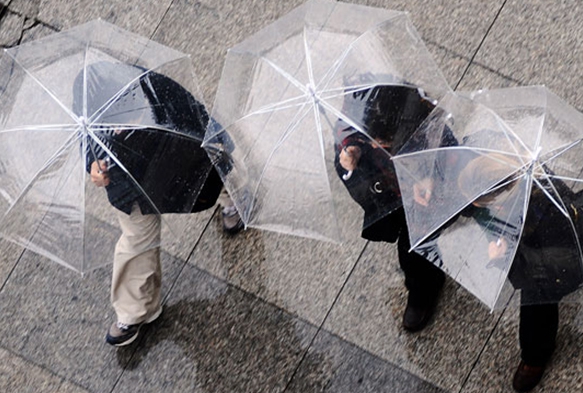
[339, 145, 361, 171]
[488, 237, 508, 260]
[90, 159, 110, 187]
[413, 178, 433, 206]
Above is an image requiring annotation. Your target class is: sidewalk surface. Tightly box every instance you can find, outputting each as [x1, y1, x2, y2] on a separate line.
[0, 1, 582, 392]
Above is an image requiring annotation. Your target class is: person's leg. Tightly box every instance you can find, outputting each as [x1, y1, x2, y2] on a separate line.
[397, 227, 445, 331]
[512, 301, 558, 392]
[107, 203, 162, 346]
[519, 302, 558, 366]
[218, 187, 244, 234]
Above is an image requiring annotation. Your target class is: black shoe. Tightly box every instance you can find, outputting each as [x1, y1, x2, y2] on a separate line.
[402, 298, 436, 332]
[106, 321, 141, 346]
[221, 205, 244, 235]
[512, 361, 545, 392]
[105, 307, 163, 347]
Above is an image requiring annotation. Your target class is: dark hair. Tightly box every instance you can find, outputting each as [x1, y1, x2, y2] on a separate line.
[361, 84, 435, 143]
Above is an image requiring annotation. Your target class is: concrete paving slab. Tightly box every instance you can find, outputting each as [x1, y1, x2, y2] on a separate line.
[0, 248, 186, 392]
[286, 328, 448, 393]
[113, 263, 319, 393]
[0, 239, 24, 290]
[322, 239, 503, 392]
[35, 0, 172, 35]
[0, 347, 63, 393]
[0, 7, 27, 47]
[472, 0, 583, 108]
[3, 0, 40, 19]
[160, 208, 216, 266]
[151, 0, 306, 106]
[188, 210, 366, 327]
[461, 297, 583, 392]
[153, 0, 477, 106]
[362, 0, 506, 61]
[456, 62, 521, 92]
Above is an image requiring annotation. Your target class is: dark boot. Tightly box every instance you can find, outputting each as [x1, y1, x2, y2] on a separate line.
[512, 361, 545, 392]
[397, 228, 444, 332]
[402, 295, 437, 332]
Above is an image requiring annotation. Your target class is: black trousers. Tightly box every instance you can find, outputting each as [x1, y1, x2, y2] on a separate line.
[396, 223, 445, 306]
[519, 301, 558, 366]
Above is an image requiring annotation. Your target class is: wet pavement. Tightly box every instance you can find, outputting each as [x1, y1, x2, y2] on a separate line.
[0, 0, 582, 392]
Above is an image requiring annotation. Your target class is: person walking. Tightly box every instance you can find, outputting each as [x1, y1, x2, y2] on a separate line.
[80, 61, 236, 346]
[335, 83, 445, 332]
[457, 152, 583, 391]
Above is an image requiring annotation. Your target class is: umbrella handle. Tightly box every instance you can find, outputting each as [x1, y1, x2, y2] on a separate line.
[342, 170, 353, 181]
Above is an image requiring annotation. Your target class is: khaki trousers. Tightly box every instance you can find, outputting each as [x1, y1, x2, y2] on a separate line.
[111, 203, 162, 325]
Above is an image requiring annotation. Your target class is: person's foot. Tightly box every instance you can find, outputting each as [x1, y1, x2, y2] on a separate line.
[512, 360, 545, 392]
[105, 307, 163, 347]
[402, 296, 437, 332]
[221, 205, 244, 235]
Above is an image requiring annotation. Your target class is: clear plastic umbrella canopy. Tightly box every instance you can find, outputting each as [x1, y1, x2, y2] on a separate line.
[204, 0, 451, 242]
[0, 20, 212, 273]
[393, 86, 583, 310]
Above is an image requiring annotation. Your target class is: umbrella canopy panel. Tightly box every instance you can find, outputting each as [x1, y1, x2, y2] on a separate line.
[394, 87, 583, 309]
[205, 0, 451, 242]
[0, 20, 211, 273]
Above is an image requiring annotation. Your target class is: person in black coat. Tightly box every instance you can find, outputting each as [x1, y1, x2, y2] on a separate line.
[334, 83, 445, 332]
[457, 152, 583, 392]
[77, 61, 224, 346]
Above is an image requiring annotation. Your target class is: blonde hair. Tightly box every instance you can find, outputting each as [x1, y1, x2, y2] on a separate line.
[458, 153, 522, 205]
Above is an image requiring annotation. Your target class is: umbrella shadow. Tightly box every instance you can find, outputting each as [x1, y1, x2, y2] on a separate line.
[117, 287, 329, 391]
[115, 215, 330, 390]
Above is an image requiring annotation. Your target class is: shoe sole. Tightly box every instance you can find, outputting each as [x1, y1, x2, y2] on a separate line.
[109, 306, 163, 347]
[111, 329, 140, 347]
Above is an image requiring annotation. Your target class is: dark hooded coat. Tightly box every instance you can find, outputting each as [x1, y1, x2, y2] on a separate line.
[76, 62, 222, 215]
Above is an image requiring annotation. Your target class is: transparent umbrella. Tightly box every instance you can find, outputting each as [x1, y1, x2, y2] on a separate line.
[204, 0, 450, 242]
[0, 20, 213, 273]
[393, 87, 583, 310]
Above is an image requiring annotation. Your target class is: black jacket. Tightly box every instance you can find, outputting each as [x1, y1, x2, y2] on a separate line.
[334, 84, 436, 242]
[463, 178, 583, 301]
[78, 62, 222, 215]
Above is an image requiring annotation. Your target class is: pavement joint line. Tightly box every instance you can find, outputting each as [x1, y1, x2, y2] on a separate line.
[150, 0, 175, 41]
[454, 0, 509, 91]
[281, 240, 370, 392]
[457, 291, 515, 393]
[0, 246, 26, 294]
[107, 204, 219, 393]
[0, 342, 90, 392]
[424, 39, 522, 86]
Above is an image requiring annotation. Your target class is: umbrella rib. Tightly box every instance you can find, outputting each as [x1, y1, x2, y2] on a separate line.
[82, 41, 89, 120]
[313, 14, 404, 93]
[316, 97, 366, 135]
[532, 169, 570, 218]
[87, 56, 191, 125]
[545, 174, 583, 185]
[395, 145, 530, 160]
[485, 106, 534, 161]
[240, 96, 311, 118]
[310, 94, 342, 240]
[303, 27, 316, 89]
[261, 57, 309, 96]
[4, 52, 78, 122]
[540, 139, 583, 166]
[85, 130, 163, 217]
[204, 96, 313, 146]
[90, 122, 199, 140]
[247, 102, 313, 219]
[0, 124, 79, 134]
